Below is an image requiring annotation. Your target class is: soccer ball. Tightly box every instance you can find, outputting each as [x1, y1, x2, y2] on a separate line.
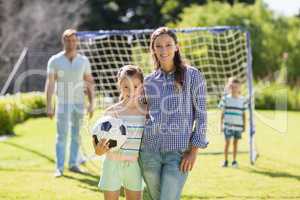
[92, 116, 127, 151]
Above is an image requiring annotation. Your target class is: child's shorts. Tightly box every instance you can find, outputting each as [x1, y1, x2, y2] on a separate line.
[224, 129, 242, 140]
[99, 158, 143, 192]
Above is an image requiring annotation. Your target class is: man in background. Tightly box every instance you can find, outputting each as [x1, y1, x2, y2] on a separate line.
[45, 29, 94, 177]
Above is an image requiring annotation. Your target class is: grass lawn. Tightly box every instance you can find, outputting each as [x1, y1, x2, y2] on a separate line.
[0, 110, 300, 200]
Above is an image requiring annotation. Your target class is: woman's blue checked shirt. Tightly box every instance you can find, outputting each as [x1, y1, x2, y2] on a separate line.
[142, 66, 208, 152]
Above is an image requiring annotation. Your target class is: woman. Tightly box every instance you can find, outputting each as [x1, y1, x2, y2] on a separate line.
[139, 27, 208, 200]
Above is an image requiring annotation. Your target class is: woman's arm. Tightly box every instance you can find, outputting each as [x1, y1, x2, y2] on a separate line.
[180, 68, 208, 172]
[190, 69, 208, 148]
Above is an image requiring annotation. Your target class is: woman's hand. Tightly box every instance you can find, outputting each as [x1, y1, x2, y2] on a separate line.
[94, 138, 110, 156]
[180, 147, 198, 173]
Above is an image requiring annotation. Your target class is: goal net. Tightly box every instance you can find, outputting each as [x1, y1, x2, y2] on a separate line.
[76, 26, 257, 164]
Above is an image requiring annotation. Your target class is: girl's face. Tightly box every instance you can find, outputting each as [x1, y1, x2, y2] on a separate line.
[153, 34, 178, 69]
[119, 76, 143, 101]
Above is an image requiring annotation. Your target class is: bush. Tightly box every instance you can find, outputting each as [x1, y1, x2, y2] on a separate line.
[0, 92, 46, 136]
[0, 101, 14, 135]
[255, 82, 300, 111]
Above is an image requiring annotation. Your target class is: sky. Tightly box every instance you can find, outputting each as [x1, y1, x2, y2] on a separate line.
[263, 0, 300, 16]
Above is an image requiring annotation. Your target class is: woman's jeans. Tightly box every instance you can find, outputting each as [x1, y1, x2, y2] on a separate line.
[139, 150, 188, 200]
[55, 104, 84, 171]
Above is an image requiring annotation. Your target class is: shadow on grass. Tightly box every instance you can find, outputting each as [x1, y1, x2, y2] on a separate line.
[243, 166, 300, 181]
[0, 168, 53, 173]
[2, 141, 55, 163]
[263, 155, 300, 169]
[238, 155, 300, 182]
[63, 172, 100, 192]
[63, 172, 153, 200]
[181, 194, 300, 199]
[200, 150, 248, 156]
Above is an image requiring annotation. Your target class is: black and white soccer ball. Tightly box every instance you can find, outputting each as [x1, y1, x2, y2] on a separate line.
[92, 116, 127, 151]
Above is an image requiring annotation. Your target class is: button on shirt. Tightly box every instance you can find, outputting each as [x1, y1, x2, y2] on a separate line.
[47, 51, 91, 104]
[142, 66, 208, 152]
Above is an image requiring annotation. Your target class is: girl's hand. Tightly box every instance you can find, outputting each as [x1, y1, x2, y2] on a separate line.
[95, 139, 110, 156]
[180, 148, 198, 173]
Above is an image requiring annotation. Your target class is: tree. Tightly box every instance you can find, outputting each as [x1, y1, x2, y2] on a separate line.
[0, 0, 89, 91]
[170, 1, 300, 84]
[226, 0, 255, 6]
[79, 0, 208, 30]
[80, 0, 255, 30]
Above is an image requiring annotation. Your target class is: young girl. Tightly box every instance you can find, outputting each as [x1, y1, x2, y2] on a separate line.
[219, 77, 247, 168]
[93, 65, 146, 200]
[139, 27, 208, 200]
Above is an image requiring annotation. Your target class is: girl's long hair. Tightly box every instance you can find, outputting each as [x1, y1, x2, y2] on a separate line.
[150, 27, 186, 88]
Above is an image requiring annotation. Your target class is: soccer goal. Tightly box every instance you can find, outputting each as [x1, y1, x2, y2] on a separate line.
[76, 26, 257, 165]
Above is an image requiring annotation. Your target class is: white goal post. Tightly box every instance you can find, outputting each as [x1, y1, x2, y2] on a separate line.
[76, 26, 257, 164]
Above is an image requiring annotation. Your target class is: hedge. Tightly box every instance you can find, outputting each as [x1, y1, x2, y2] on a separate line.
[255, 82, 300, 111]
[0, 92, 46, 136]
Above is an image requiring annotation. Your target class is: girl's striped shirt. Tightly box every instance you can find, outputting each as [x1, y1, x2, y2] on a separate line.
[107, 115, 145, 161]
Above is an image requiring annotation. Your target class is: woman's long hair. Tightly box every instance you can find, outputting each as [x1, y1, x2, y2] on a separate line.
[150, 27, 186, 88]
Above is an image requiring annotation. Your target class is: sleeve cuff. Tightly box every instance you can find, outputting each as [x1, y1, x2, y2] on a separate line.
[191, 131, 209, 149]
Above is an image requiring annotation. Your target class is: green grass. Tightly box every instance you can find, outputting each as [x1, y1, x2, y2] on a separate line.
[0, 110, 300, 199]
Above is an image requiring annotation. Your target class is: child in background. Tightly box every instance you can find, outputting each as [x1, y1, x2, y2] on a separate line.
[219, 77, 247, 168]
[92, 65, 146, 200]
